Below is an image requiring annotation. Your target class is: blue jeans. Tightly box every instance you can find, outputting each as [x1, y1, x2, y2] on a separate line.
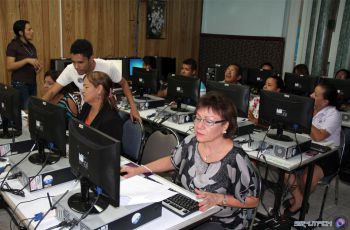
[11, 81, 37, 110]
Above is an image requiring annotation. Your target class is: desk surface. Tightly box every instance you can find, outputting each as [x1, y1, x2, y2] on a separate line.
[1, 157, 220, 230]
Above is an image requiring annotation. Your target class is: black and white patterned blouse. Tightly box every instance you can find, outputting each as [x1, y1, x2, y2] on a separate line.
[171, 135, 260, 229]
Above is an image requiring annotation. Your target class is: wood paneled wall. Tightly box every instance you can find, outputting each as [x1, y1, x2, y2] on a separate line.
[1, 0, 203, 97]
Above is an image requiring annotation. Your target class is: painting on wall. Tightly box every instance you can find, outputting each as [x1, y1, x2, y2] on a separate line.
[146, 0, 167, 39]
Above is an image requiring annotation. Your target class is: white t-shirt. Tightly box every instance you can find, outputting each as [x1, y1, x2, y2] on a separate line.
[312, 106, 341, 146]
[56, 58, 122, 90]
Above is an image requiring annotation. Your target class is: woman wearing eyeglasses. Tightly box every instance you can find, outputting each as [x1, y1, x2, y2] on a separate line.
[121, 91, 260, 229]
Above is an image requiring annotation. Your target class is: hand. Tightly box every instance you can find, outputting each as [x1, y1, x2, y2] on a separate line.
[27, 58, 42, 71]
[195, 189, 222, 212]
[120, 165, 142, 179]
[130, 106, 142, 123]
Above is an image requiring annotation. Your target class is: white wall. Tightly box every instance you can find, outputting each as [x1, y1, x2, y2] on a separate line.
[201, 0, 287, 37]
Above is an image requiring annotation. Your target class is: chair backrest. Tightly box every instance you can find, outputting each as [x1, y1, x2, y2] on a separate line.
[122, 119, 145, 163]
[141, 127, 180, 165]
[118, 110, 130, 123]
[248, 162, 263, 230]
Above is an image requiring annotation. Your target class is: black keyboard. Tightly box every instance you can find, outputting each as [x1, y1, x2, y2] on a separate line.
[310, 143, 332, 153]
[162, 193, 199, 217]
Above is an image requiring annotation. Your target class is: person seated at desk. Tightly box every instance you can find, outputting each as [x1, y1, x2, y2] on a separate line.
[283, 82, 341, 216]
[248, 75, 284, 125]
[43, 70, 79, 119]
[335, 68, 350, 80]
[293, 64, 310, 77]
[223, 64, 242, 84]
[142, 56, 157, 70]
[78, 71, 123, 141]
[122, 91, 260, 229]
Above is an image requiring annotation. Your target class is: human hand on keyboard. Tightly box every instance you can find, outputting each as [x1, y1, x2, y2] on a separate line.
[195, 189, 223, 212]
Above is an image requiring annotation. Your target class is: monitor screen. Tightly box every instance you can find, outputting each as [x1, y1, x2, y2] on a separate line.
[131, 67, 159, 99]
[259, 91, 314, 141]
[167, 74, 200, 111]
[68, 118, 121, 214]
[284, 72, 319, 97]
[0, 84, 22, 138]
[244, 68, 274, 92]
[320, 77, 350, 105]
[28, 97, 66, 165]
[129, 58, 144, 76]
[156, 57, 176, 81]
[206, 80, 250, 117]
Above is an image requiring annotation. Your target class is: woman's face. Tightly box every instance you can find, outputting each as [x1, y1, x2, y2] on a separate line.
[263, 77, 280, 92]
[310, 85, 328, 110]
[82, 78, 100, 104]
[194, 107, 228, 143]
[43, 76, 55, 93]
[23, 23, 34, 40]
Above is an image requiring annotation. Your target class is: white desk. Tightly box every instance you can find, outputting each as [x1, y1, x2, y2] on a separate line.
[1, 157, 220, 230]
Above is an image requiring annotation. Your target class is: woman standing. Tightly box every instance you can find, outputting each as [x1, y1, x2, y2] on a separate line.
[6, 20, 41, 110]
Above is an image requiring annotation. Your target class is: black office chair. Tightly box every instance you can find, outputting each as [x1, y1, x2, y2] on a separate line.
[122, 119, 145, 163]
[317, 129, 346, 221]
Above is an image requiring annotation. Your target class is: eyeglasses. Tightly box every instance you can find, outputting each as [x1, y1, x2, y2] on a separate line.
[193, 115, 226, 127]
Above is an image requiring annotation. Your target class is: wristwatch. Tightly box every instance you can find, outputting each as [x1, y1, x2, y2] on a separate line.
[222, 194, 228, 206]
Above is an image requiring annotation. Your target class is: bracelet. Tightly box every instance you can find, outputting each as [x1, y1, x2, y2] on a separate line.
[141, 165, 153, 174]
[222, 194, 228, 206]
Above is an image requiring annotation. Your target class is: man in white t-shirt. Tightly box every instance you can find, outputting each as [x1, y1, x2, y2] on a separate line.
[43, 39, 140, 121]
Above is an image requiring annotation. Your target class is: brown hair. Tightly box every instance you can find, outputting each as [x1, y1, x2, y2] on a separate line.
[84, 71, 118, 111]
[195, 91, 237, 138]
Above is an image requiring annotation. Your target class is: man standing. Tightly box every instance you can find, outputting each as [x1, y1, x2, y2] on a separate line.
[43, 39, 140, 121]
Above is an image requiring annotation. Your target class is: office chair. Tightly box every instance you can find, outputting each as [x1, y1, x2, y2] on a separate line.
[141, 127, 180, 165]
[118, 110, 130, 123]
[317, 129, 346, 221]
[248, 162, 263, 230]
[122, 119, 145, 163]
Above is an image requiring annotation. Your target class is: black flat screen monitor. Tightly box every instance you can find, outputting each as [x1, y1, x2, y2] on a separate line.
[284, 72, 319, 97]
[244, 68, 274, 93]
[206, 80, 250, 118]
[259, 91, 314, 142]
[0, 84, 22, 138]
[167, 74, 200, 111]
[320, 77, 350, 105]
[131, 67, 159, 99]
[129, 58, 144, 76]
[68, 118, 121, 214]
[156, 57, 176, 81]
[28, 97, 66, 165]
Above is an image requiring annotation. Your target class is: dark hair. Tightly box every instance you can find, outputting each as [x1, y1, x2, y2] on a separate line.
[293, 64, 309, 76]
[260, 62, 273, 70]
[13, 20, 29, 37]
[44, 70, 77, 94]
[143, 56, 157, 69]
[266, 75, 285, 92]
[182, 58, 197, 71]
[317, 82, 338, 107]
[70, 39, 93, 58]
[84, 71, 118, 111]
[227, 63, 242, 77]
[195, 91, 237, 138]
[335, 69, 350, 80]
[44, 70, 61, 81]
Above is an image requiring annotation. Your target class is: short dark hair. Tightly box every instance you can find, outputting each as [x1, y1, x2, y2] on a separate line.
[44, 70, 61, 82]
[227, 63, 242, 77]
[143, 56, 157, 69]
[195, 91, 237, 138]
[266, 75, 285, 92]
[317, 82, 338, 107]
[293, 64, 309, 76]
[13, 20, 29, 37]
[260, 62, 273, 70]
[335, 69, 350, 80]
[70, 39, 93, 58]
[182, 58, 197, 71]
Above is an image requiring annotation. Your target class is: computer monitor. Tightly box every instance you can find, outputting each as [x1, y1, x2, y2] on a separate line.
[129, 58, 144, 76]
[259, 90, 314, 142]
[50, 58, 72, 72]
[68, 118, 121, 214]
[320, 77, 350, 105]
[206, 64, 226, 82]
[28, 97, 66, 165]
[284, 72, 319, 97]
[156, 57, 176, 81]
[0, 84, 22, 138]
[244, 68, 274, 93]
[131, 67, 159, 99]
[206, 80, 250, 117]
[167, 74, 200, 111]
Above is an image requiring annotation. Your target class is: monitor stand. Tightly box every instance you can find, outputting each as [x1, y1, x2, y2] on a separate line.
[28, 141, 60, 165]
[267, 125, 293, 142]
[68, 178, 109, 214]
[170, 99, 190, 113]
[0, 118, 22, 139]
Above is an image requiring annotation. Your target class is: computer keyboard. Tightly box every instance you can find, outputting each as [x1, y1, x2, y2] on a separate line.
[162, 193, 199, 217]
[310, 143, 332, 153]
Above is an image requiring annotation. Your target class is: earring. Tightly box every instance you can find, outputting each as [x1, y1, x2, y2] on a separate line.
[223, 130, 227, 134]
